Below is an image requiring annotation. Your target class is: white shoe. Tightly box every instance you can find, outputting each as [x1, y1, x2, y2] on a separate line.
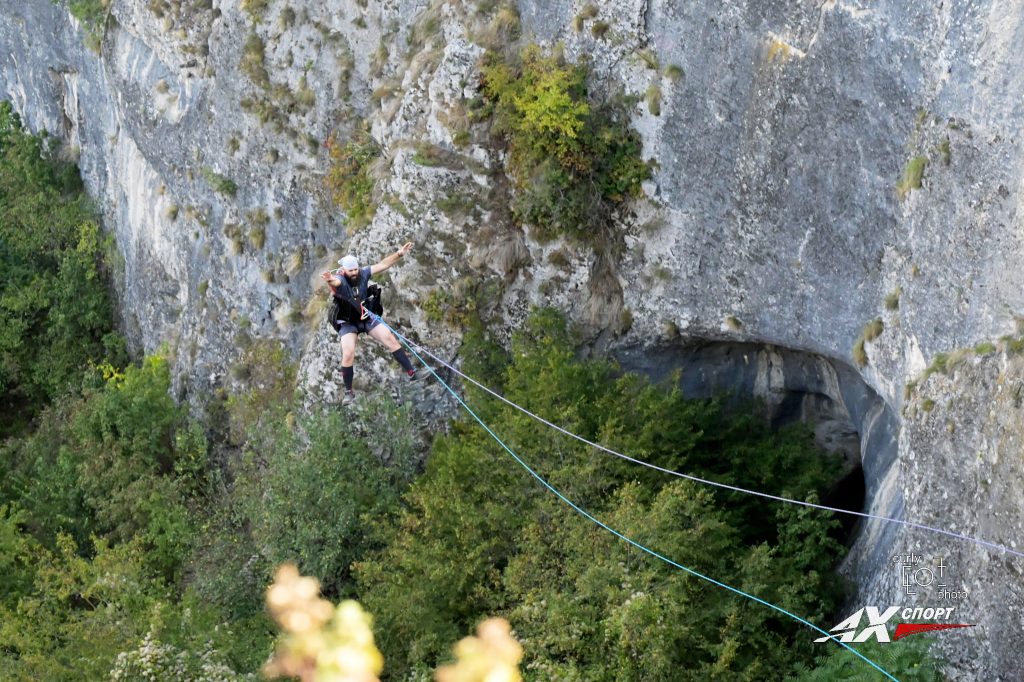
[342, 390, 356, 406]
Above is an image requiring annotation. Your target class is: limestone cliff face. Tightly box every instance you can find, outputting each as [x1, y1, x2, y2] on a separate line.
[2, 0, 1022, 678]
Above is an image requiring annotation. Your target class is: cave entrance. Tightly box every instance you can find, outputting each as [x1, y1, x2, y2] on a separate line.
[618, 340, 896, 547]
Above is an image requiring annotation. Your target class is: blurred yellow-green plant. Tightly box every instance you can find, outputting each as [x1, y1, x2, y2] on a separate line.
[435, 618, 522, 682]
[264, 564, 521, 682]
[264, 564, 383, 682]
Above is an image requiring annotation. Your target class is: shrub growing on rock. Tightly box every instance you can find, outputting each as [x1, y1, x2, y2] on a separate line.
[480, 45, 651, 242]
[324, 130, 381, 230]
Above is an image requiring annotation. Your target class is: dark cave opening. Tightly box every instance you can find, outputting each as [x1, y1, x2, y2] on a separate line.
[824, 461, 867, 545]
[617, 340, 899, 550]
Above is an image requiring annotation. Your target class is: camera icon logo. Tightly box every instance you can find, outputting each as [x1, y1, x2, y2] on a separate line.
[900, 556, 947, 596]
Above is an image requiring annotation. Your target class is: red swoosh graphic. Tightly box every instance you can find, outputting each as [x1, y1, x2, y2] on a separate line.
[893, 623, 975, 640]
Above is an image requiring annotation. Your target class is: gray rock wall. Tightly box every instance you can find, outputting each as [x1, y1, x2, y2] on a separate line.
[2, 0, 1023, 678]
[895, 348, 1024, 679]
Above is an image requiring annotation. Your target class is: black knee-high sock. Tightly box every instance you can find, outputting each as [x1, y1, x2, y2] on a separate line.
[341, 365, 354, 390]
[391, 349, 414, 372]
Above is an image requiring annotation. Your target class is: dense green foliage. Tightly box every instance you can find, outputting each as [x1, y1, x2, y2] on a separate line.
[0, 315, 946, 681]
[0, 533, 246, 682]
[1, 358, 200, 578]
[0, 347, 421, 679]
[0, 357, 250, 680]
[0, 101, 123, 434]
[354, 310, 876, 680]
[480, 45, 651, 241]
[192, 394, 421, 620]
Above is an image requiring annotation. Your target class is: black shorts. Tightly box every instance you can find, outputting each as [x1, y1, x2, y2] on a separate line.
[337, 317, 381, 337]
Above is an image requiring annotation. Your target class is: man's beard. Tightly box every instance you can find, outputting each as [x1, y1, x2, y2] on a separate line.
[345, 273, 358, 284]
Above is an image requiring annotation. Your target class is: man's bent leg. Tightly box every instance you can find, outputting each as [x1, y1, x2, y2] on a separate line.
[368, 324, 416, 377]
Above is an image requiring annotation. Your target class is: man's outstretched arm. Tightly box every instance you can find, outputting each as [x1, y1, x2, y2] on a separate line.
[370, 242, 413, 275]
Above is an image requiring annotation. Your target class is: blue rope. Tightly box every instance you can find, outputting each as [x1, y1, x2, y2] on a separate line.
[371, 314, 899, 682]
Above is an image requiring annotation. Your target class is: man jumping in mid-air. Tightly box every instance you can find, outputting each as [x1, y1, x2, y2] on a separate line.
[321, 242, 416, 405]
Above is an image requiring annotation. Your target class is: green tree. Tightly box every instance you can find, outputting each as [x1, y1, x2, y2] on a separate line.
[0, 357, 203, 581]
[503, 482, 744, 681]
[355, 309, 854, 680]
[0, 504, 43, 606]
[0, 401, 93, 548]
[242, 403, 420, 595]
[0, 100, 122, 434]
[0, 533, 250, 681]
[355, 420, 539, 673]
[191, 395, 421, 624]
[787, 636, 943, 681]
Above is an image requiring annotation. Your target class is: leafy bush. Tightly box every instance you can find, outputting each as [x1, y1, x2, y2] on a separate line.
[0, 356, 207, 583]
[0, 504, 43, 605]
[0, 354, 271, 677]
[110, 632, 245, 682]
[191, 393, 420, 623]
[0, 533, 253, 681]
[243, 403, 419, 593]
[0, 535, 161, 681]
[0, 101, 123, 433]
[324, 130, 381, 229]
[66, 0, 110, 50]
[480, 46, 651, 241]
